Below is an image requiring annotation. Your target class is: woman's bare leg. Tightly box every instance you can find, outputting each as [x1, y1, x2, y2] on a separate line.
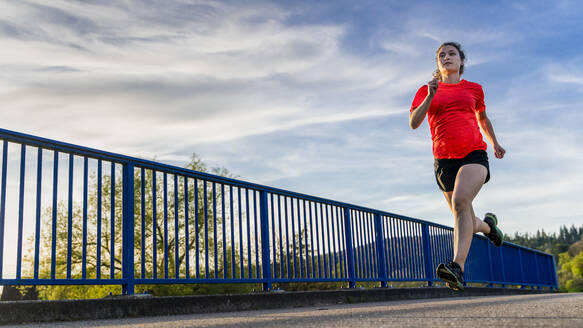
[449, 164, 488, 272]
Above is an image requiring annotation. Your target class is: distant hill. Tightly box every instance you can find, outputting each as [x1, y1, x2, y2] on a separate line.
[505, 224, 583, 258]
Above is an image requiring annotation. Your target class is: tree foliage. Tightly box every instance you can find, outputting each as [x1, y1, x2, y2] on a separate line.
[23, 153, 262, 299]
[506, 224, 583, 292]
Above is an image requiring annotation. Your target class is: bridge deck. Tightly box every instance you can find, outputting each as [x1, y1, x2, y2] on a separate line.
[5, 293, 582, 327]
[0, 287, 556, 325]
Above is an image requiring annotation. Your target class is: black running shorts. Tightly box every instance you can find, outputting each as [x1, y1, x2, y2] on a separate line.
[434, 150, 490, 192]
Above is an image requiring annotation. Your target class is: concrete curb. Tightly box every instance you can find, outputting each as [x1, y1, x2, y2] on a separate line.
[0, 287, 554, 325]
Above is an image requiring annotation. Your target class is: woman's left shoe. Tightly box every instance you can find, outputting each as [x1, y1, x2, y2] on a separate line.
[483, 212, 503, 247]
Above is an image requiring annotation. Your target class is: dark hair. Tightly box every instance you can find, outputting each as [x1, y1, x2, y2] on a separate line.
[433, 42, 466, 81]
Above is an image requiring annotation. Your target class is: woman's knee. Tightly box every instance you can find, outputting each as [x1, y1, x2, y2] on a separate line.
[452, 194, 471, 213]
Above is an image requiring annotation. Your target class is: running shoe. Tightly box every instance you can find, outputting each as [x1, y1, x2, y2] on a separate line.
[436, 261, 464, 291]
[483, 212, 503, 247]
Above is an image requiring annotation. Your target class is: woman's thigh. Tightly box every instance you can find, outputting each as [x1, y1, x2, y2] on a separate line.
[452, 164, 488, 205]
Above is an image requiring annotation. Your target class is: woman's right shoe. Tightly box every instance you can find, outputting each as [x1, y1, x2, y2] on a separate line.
[436, 261, 464, 291]
[483, 212, 503, 247]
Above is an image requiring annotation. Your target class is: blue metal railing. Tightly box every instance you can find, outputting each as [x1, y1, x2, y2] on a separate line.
[0, 128, 559, 294]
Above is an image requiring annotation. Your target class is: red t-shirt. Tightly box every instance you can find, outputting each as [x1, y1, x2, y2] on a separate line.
[410, 79, 487, 159]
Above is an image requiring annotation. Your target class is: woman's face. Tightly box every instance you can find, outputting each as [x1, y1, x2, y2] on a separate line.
[437, 45, 462, 75]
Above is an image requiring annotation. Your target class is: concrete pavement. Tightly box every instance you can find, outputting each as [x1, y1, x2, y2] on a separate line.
[5, 293, 582, 327]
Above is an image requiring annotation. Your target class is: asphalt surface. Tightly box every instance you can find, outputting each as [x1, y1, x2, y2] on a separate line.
[5, 293, 582, 327]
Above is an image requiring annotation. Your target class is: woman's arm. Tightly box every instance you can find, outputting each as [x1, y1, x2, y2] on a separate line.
[476, 111, 506, 159]
[410, 79, 439, 129]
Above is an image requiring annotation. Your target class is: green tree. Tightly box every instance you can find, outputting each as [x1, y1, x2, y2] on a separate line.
[24, 153, 261, 299]
[558, 251, 583, 292]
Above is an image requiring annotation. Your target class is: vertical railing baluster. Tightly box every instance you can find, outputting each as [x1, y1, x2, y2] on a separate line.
[319, 203, 328, 278]
[337, 207, 347, 278]
[152, 171, 158, 279]
[259, 190, 271, 291]
[277, 195, 285, 278]
[297, 199, 304, 278]
[141, 168, 146, 279]
[0, 141, 7, 279]
[231, 186, 236, 278]
[302, 200, 310, 278]
[290, 198, 297, 278]
[356, 211, 365, 278]
[16, 145, 26, 279]
[369, 213, 378, 278]
[324, 205, 333, 278]
[238, 187, 243, 278]
[194, 178, 199, 279]
[331, 207, 339, 279]
[253, 191, 259, 279]
[82, 157, 88, 279]
[214, 182, 218, 278]
[384, 218, 391, 280]
[389, 217, 397, 280]
[284, 196, 291, 278]
[67, 153, 73, 280]
[314, 203, 322, 278]
[122, 163, 135, 294]
[97, 160, 102, 279]
[353, 211, 361, 279]
[221, 184, 226, 279]
[163, 173, 168, 279]
[246, 189, 252, 279]
[174, 175, 179, 279]
[184, 177, 190, 279]
[203, 180, 208, 279]
[34, 148, 42, 279]
[110, 163, 115, 279]
[309, 201, 315, 278]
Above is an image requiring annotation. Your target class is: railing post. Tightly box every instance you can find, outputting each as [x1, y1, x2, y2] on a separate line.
[343, 207, 356, 288]
[499, 246, 506, 288]
[259, 190, 272, 291]
[122, 162, 135, 295]
[421, 223, 434, 287]
[374, 213, 388, 287]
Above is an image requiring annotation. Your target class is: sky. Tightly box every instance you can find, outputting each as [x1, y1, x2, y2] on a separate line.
[1, 0, 582, 238]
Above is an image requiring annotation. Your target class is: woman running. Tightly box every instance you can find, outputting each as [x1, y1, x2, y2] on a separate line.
[409, 42, 506, 290]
